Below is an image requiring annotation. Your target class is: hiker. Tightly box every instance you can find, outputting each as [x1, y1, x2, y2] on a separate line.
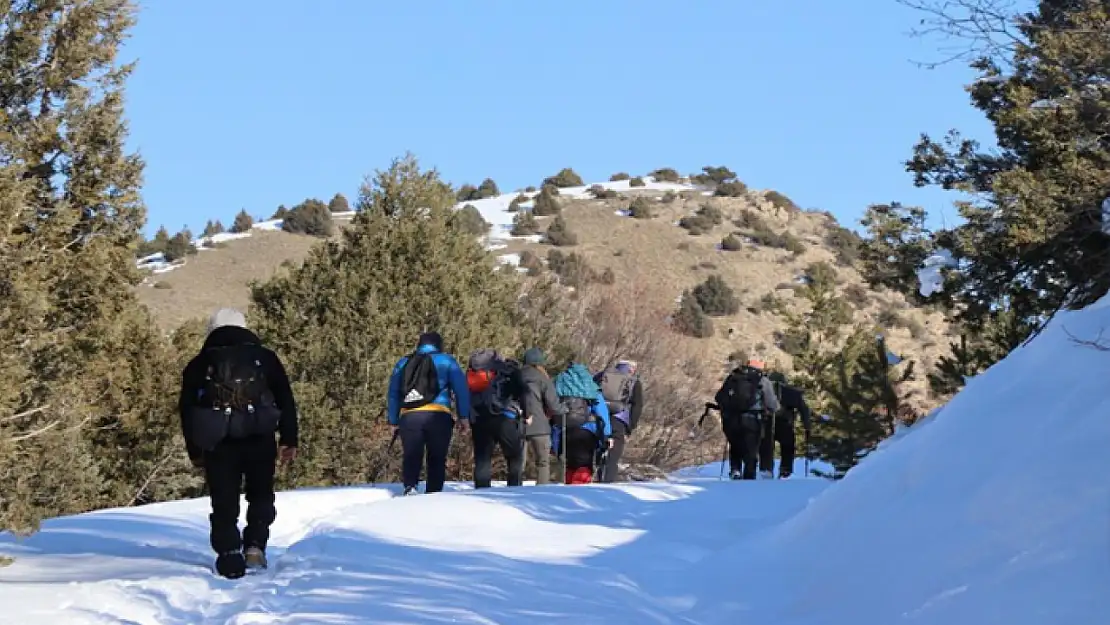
[553, 361, 614, 484]
[178, 308, 298, 579]
[759, 372, 812, 479]
[466, 349, 526, 488]
[713, 358, 779, 480]
[519, 347, 566, 485]
[387, 331, 470, 496]
[595, 359, 644, 483]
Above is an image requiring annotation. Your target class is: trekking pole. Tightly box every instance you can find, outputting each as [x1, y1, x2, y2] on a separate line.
[719, 440, 728, 480]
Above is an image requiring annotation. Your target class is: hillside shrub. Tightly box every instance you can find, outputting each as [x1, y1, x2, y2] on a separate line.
[541, 183, 560, 196]
[231, 209, 253, 233]
[649, 167, 681, 183]
[609, 172, 631, 181]
[282, 198, 334, 237]
[449, 204, 490, 236]
[511, 210, 539, 236]
[589, 184, 619, 199]
[661, 190, 678, 204]
[733, 210, 769, 231]
[532, 187, 561, 216]
[525, 185, 537, 192]
[270, 205, 289, 221]
[508, 193, 529, 212]
[598, 267, 615, 285]
[545, 215, 578, 246]
[547, 249, 593, 287]
[328, 193, 351, 213]
[629, 196, 654, 219]
[825, 224, 862, 267]
[202, 219, 224, 237]
[691, 166, 738, 186]
[543, 168, 584, 188]
[457, 180, 498, 202]
[714, 180, 748, 197]
[519, 250, 544, 276]
[764, 190, 799, 212]
[844, 283, 870, 309]
[163, 231, 196, 263]
[721, 234, 742, 251]
[673, 292, 714, 338]
[679, 203, 724, 233]
[692, 275, 740, 316]
[629, 176, 645, 187]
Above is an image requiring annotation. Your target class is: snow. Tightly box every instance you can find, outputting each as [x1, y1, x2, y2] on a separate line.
[917, 248, 955, 297]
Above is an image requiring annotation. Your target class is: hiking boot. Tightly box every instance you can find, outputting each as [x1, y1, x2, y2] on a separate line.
[215, 551, 246, 579]
[402, 486, 418, 496]
[778, 471, 792, 480]
[729, 469, 743, 480]
[759, 470, 774, 480]
[244, 546, 267, 570]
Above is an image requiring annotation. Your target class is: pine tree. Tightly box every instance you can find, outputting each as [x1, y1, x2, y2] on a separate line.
[858, 202, 933, 301]
[249, 154, 523, 487]
[477, 178, 500, 198]
[231, 209, 254, 233]
[0, 0, 192, 532]
[327, 193, 351, 213]
[202, 219, 224, 237]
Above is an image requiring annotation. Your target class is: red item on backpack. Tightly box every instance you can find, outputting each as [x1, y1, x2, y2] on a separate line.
[467, 369, 494, 393]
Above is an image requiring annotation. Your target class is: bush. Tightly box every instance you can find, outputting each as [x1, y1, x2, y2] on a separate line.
[231, 209, 253, 233]
[751, 292, 783, 315]
[649, 167, 681, 183]
[543, 168, 584, 188]
[679, 203, 724, 234]
[477, 177, 500, 198]
[825, 225, 862, 266]
[545, 215, 578, 246]
[692, 274, 740, 316]
[328, 193, 351, 213]
[456, 184, 479, 202]
[449, 204, 490, 236]
[714, 180, 748, 197]
[690, 166, 738, 186]
[270, 205, 289, 221]
[764, 190, 799, 212]
[609, 172, 631, 181]
[282, 198, 335, 237]
[733, 210, 769, 231]
[525, 185, 537, 192]
[673, 291, 714, 338]
[721, 234, 742, 251]
[511, 210, 539, 236]
[153, 281, 172, 290]
[508, 193, 530, 212]
[519, 250, 544, 276]
[629, 196, 654, 219]
[747, 226, 806, 256]
[844, 283, 870, 309]
[163, 231, 196, 262]
[532, 187, 561, 216]
[547, 249, 593, 287]
[661, 190, 678, 204]
[588, 184, 619, 199]
[598, 267, 616, 285]
[629, 176, 645, 187]
[202, 219, 224, 237]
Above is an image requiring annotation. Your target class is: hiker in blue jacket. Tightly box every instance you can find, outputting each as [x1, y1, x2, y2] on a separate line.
[387, 331, 471, 495]
[553, 362, 613, 484]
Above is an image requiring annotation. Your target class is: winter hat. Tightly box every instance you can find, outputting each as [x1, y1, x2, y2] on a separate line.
[523, 347, 546, 366]
[207, 307, 247, 335]
[417, 331, 443, 351]
[615, 359, 637, 374]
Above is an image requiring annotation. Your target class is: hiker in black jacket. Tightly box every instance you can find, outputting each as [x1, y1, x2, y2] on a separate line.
[595, 359, 644, 483]
[714, 359, 778, 480]
[179, 308, 298, 579]
[760, 371, 812, 478]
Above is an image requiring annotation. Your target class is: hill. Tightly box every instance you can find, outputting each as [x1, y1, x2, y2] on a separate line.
[2, 292, 1106, 623]
[136, 169, 951, 412]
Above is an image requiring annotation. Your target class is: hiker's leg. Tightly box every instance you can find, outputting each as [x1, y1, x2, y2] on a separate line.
[777, 418, 795, 477]
[203, 443, 243, 555]
[723, 415, 743, 474]
[528, 435, 551, 484]
[758, 415, 775, 473]
[602, 432, 625, 483]
[241, 437, 277, 551]
[740, 416, 761, 479]
[398, 412, 427, 491]
[423, 412, 454, 493]
[564, 428, 597, 484]
[496, 416, 525, 487]
[471, 418, 496, 489]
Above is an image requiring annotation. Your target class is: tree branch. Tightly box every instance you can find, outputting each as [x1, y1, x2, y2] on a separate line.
[1062, 325, 1110, 351]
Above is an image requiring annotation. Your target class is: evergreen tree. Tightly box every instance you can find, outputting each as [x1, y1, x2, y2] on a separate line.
[511, 210, 539, 236]
[328, 193, 351, 213]
[448, 204, 490, 236]
[282, 198, 334, 236]
[477, 178, 500, 198]
[672, 291, 714, 338]
[692, 275, 740, 316]
[231, 209, 253, 233]
[0, 0, 192, 532]
[202, 219, 224, 238]
[249, 154, 523, 487]
[543, 168, 584, 188]
[531, 186, 561, 216]
[544, 215, 578, 246]
[858, 202, 933, 301]
[164, 231, 196, 262]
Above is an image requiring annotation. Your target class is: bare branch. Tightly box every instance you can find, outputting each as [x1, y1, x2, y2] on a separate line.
[1062, 324, 1110, 351]
[8, 419, 60, 442]
[0, 404, 49, 424]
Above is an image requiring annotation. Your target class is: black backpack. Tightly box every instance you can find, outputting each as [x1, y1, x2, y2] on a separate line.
[562, 396, 597, 429]
[201, 344, 271, 413]
[714, 367, 763, 415]
[400, 351, 440, 410]
[472, 357, 523, 420]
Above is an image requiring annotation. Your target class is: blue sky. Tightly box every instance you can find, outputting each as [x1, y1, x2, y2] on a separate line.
[122, 1, 994, 237]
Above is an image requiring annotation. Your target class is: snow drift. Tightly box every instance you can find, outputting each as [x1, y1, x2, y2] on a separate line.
[690, 293, 1110, 625]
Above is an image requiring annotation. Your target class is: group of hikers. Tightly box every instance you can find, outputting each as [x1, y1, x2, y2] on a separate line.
[177, 307, 808, 579]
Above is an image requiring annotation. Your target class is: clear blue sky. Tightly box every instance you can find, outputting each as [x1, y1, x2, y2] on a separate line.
[122, 1, 993, 237]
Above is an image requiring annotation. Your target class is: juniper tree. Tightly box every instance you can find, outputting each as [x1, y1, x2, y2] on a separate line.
[231, 209, 254, 233]
[328, 193, 351, 213]
[858, 202, 933, 302]
[0, 0, 191, 532]
[249, 154, 523, 488]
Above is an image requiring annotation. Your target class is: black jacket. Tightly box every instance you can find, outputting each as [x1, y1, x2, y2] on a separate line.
[179, 326, 298, 461]
[624, 378, 644, 435]
[777, 384, 812, 430]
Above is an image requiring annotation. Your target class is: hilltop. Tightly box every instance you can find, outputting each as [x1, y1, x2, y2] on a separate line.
[136, 167, 950, 412]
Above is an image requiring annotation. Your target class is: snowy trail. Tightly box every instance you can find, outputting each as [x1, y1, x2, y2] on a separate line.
[0, 475, 828, 624]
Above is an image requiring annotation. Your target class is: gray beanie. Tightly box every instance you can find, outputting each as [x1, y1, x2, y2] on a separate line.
[523, 347, 546, 366]
[207, 307, 247, 335]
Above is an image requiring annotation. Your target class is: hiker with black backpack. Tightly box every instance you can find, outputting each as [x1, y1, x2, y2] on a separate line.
[594, 359, 644, 483]
[179, 308, 299, 579]
[387, 331, 471, 496]
[553, 361, 614, 484]
[465, 348, 526, 488]
[759, 371, 812, 479]
[713, 358, 779, 480]
[519, 347, 565, 485]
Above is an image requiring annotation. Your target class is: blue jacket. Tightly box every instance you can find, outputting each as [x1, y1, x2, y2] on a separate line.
[387, 343, 470, 425]
[582, 390, 613, 438]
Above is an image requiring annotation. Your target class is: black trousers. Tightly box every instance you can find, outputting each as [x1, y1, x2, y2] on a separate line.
[399, 410, 455, 493]
[759, 416, 796, 475]
[600, 421, 629, 483]
[722, 413, 761, 479]
[472, 414, 525, 488]
[564, 426, 600, 470]
[203, 436, 277, 555]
